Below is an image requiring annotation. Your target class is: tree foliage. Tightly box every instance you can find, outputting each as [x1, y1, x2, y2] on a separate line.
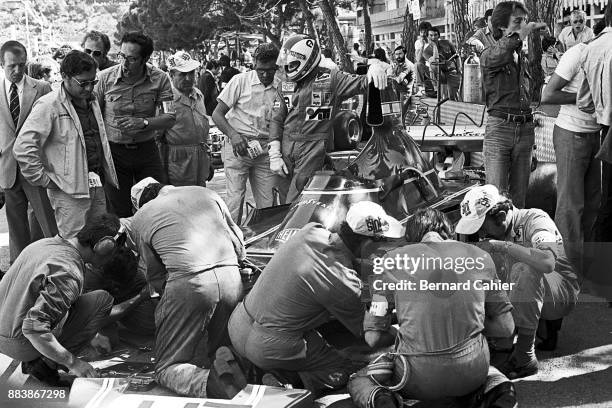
[115, 0, 220, 50]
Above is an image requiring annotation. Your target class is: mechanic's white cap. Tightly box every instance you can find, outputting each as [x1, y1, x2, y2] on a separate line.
[455, 184, 504, 235]
[131, 177, 159, 210]
[346, 201, 403, 238]
[167, 50, 200, 73]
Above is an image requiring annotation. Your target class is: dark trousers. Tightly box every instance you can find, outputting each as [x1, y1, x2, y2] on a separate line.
[4, 171, 57, 263]
[104, 140, 163, 217]
[0, 290, 113, 363]
[596, 126, 612, 243]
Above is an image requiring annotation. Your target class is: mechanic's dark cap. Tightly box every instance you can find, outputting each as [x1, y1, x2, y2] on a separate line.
[253, 43, 279, 61]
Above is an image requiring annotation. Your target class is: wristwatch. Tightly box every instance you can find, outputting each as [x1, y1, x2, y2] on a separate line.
[142, 118, 149, 129]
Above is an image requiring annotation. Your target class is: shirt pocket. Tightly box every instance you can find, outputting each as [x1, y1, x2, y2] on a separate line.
[108, 93, 130, 117]
[134, 91, 157, 114]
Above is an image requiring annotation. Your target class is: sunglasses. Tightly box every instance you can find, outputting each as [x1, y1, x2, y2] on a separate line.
[72, 77, 99, 88]
[572, 19, 584, 24]
[84, 48, 103, 57]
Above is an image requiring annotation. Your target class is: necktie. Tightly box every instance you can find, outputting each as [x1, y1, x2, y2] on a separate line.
[9, 82, 19, 127]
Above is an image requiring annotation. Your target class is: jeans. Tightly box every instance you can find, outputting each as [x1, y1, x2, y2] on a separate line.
[222, 138, 286, 223]
[348, 335, 490, 405]
[4, 171, 57, 263]
[0, 290, 113, 363]
[155, 266, 243, 397]
[47, 186, 107, 239]
[105, 140, 164, 217]
[483, 117, 535, 208]
[553, 125, 601, 273]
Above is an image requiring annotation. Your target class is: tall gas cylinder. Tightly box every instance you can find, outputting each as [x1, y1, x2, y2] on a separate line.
[463, 53, 483, 104]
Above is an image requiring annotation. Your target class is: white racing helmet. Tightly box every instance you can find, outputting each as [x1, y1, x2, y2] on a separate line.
[278, 34, 321, 82]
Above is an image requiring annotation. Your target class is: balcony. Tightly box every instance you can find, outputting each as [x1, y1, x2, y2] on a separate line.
[357, 7, 405, 25]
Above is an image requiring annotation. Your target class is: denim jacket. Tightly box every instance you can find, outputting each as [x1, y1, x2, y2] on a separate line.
[480, 35, 532, 113]
[14, 85, 118, 198]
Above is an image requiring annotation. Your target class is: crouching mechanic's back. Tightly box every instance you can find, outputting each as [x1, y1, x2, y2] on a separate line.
[349, 208, 517, 408]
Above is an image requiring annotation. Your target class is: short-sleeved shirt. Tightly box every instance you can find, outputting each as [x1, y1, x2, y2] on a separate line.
[131, 186, 245, 292]
[365, 240, 512, 355]
[0, 237, 83, 340]
[95, 64, 175, 144]
[558, 26, 593, 51]
[217, 70, 280, 139]
[164, 87, 209, 145]
[554, 43, 601, 133]
[244, 223, 364, 337]
[508, 208, 578, 287]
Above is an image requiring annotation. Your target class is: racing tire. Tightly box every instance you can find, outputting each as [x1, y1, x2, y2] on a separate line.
[333, 110, 362, 151]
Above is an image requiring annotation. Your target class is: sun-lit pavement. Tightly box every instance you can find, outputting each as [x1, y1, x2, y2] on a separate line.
[0, 169, 611, 407]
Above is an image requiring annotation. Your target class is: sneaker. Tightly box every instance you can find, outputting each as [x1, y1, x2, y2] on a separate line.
[499, 356, 538, 379]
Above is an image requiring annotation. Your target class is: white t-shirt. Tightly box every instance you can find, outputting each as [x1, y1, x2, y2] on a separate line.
[554, 43, 601, 133]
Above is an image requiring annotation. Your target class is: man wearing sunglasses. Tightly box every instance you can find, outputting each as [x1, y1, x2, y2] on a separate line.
[81, 30, 118, 72]
[14, 50, 119, 239]
[558, 10, 593, 51]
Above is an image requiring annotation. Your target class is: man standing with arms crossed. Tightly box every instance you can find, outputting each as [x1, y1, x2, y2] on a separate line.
[95, 31, 175, 217]
[213, 44, 284, 223]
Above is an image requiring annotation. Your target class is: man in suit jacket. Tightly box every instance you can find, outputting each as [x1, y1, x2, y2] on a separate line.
[198, 60, 220, 116]
[0, 41, 57, 264]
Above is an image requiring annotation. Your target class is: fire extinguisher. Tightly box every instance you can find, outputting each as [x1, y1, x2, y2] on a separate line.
[463, 51, 483, 104]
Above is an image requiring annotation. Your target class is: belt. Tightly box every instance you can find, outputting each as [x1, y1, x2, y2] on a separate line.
[110, 140, 154, 149]
[489, 110, 533, 123]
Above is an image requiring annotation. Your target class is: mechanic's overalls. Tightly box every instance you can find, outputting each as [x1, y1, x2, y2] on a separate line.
[269, 67, 369, 202]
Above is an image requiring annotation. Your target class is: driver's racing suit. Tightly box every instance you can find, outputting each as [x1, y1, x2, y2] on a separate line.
[269, 66, 369, 202]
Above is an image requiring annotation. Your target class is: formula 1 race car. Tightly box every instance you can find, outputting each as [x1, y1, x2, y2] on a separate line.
[240, 81, 481, 270]
[239, 80, 557, 272]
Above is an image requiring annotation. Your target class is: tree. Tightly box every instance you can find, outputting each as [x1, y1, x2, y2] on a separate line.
[319, 0, 352, 72]
[401, 1, 419, 60]
[361, 0, 372, 56]
[115, 0, 218, 51]
[450, 0, 470, 45]
[524, 0, 559, 101]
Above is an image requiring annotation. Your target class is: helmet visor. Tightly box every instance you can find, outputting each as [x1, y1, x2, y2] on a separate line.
[286, 60, 301, 74]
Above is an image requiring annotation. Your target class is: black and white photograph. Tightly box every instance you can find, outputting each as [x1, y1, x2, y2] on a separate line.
[0, 0, 611, 407]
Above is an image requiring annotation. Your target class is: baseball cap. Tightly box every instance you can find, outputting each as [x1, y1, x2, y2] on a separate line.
[455, 184, 504, 235]
[346, 202, 403, 238]
[167, 51, 200, 73]
[131, 177, 159, 210]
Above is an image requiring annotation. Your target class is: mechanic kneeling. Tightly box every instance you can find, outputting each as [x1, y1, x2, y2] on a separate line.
[348, 208, 517, 408]
[228, 202, 402, 397]
[455, 185, 579, 379]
